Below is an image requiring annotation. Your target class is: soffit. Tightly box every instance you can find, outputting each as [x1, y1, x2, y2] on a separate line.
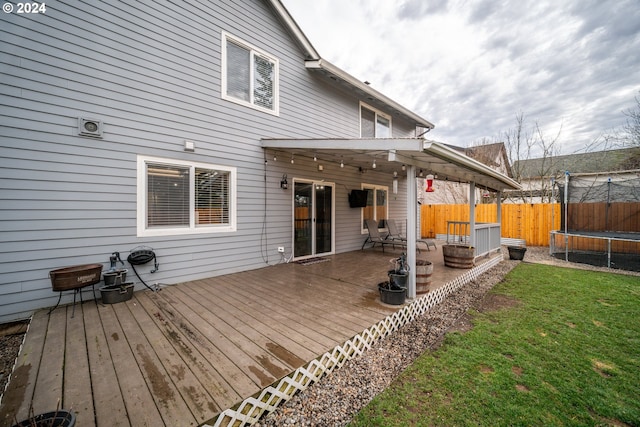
[262, 138, 522, 192]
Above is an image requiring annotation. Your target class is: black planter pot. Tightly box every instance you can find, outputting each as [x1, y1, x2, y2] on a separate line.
[378, 282, 406, 305]
[388, 272, 408, 289]
[12, 410, 76, 427]
[508, 246, 527, 260]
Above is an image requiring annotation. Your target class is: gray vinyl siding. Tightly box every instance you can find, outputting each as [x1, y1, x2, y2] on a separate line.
[0, 0, 416, 322]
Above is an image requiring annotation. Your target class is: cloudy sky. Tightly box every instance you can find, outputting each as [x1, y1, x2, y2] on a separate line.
[281, 0, 640, 156]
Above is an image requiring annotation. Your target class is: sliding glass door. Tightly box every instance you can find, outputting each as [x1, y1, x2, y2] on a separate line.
[293, 180, 334, 258]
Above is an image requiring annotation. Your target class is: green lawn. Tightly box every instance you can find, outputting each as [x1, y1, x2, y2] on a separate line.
[350, 263, 640, 426]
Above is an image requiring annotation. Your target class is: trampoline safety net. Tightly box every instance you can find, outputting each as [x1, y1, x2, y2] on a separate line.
[552, 174, 640, 271]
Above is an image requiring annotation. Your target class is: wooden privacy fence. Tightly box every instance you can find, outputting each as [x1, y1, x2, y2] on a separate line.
[420, 203, 561, 246]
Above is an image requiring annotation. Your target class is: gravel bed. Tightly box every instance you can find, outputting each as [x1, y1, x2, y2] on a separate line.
[0, 332, 26, 401]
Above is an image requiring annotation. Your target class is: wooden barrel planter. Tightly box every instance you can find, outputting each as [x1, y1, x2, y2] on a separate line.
[415, 260, 433, 295]
[442, 244, 475, 269]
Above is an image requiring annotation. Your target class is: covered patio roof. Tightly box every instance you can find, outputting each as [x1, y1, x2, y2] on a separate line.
[261, 138, 521, 192]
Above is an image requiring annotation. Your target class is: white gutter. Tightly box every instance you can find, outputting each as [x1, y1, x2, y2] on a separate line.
[305, 59, 436, 130]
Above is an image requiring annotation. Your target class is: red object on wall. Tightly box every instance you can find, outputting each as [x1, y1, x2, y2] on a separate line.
[425, 174, 434, 192]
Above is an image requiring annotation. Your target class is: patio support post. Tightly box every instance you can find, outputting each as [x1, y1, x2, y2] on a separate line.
[497, 190, 502, 245]
[406, 164, 417, 299]
[469, 181, 476, 254]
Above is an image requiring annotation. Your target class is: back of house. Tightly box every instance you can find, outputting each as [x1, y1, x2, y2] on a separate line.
[0, 0, 434, 322]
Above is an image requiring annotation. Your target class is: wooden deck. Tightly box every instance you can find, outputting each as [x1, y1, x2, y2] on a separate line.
[0, 246, 494, 427]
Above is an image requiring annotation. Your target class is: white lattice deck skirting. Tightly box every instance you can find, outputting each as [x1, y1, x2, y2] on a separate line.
[207, 255, 503, 427]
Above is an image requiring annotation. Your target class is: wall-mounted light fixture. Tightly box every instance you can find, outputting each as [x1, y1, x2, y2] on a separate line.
[184, 140, 195, 152]
[393, 171, 398, 194]
[372, 159, 377, 169]
[280, 174, 288, 189]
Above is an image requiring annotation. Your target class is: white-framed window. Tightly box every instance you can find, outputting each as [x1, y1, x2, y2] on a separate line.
[361, 184, 388, 232]
[137, 156, 237, 237]
[221, 31, 279, 115]
[360, 102, 391, 138]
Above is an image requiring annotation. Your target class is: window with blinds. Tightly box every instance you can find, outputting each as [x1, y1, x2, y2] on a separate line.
[138, 156, 237, 236]
[222, 32, 278, 115]
[147, 163, 190, 228]
[360, 103, 391, 138]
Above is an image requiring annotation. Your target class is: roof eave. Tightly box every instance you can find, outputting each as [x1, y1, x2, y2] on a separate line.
[267, 0, 321, 59]
[305, 59, 435, 131]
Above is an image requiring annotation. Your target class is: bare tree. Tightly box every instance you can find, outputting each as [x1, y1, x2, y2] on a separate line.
[503, 112, 533, 183]
[532, 121, 561, 203]
[621, 92, 640, 147]
[501, 113, 560, 203]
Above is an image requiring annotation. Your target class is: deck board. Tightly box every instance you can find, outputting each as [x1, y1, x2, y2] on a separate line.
[134, 292, 242, 410]
[30, 307, 65, 414]
[0, 248, 490, 426]
[186, 280, 312, 367]
[82, 299, 130, 426]
[126, 294, 217, 424]
[97, 303, 165, 426]
[64, 305, 95, 427]
[112, 300, 197, 426]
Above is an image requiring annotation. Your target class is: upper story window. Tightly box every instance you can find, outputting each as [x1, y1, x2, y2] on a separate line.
[222, 32, 279, 115]
[360, 102, 391, 138]
[137, 156, 237, 237]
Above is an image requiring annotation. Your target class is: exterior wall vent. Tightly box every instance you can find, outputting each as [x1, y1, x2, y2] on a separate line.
[77, 117, 103, 137]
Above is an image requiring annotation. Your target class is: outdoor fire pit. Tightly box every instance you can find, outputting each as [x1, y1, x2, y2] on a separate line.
[48, 263, 103, 317]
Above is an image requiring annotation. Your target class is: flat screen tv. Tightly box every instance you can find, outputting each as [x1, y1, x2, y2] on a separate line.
[348, 189, 369, 208]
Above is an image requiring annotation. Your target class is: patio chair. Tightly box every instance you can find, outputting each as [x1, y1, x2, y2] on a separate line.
[387, 219, 437, 252]
[362, 219, 396, 252]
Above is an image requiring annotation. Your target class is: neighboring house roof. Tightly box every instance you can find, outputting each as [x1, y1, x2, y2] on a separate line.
[442, 142, 513, 177]
[268, 0, 435, 131]
[514, 147, 640, 179]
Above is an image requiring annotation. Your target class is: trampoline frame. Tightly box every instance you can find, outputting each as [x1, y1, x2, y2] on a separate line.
[550, 230, 640, 268]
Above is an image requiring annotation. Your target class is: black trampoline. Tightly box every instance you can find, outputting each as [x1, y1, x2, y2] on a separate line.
[551, 172, 640, 272]
[550, 230, 640, 271]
